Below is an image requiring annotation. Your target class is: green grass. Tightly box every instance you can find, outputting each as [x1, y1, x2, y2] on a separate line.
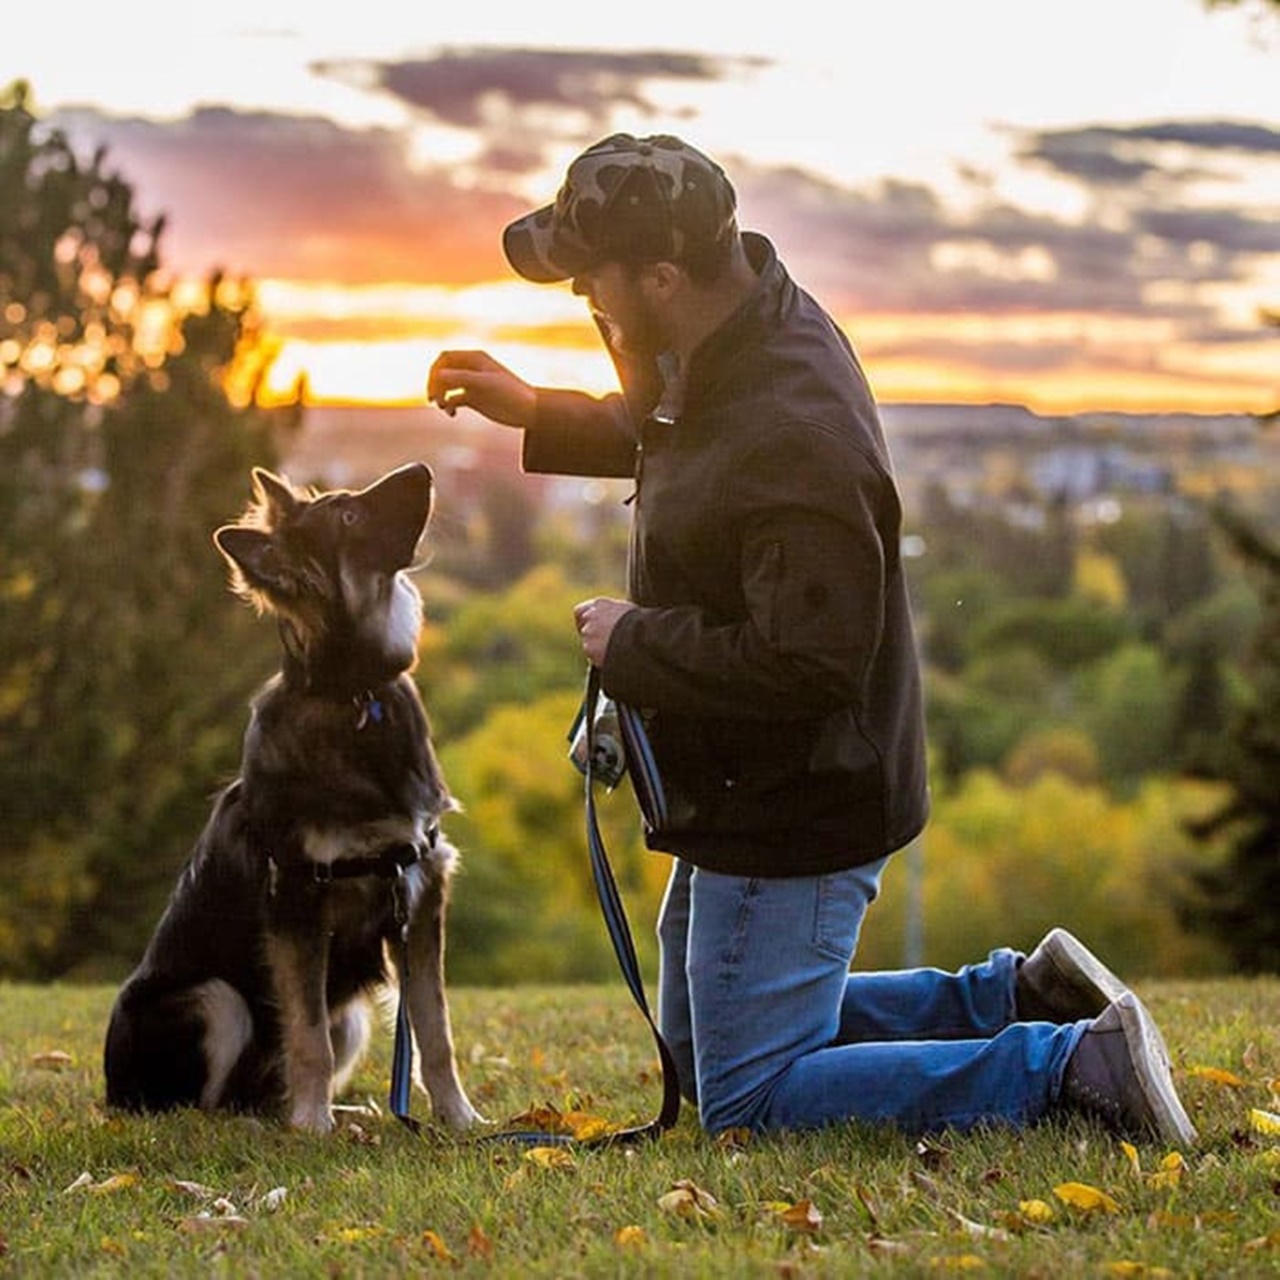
[2, 979, 1279, 1277]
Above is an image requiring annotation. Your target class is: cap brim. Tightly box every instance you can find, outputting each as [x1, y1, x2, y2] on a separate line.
[503, 206, 573, 284]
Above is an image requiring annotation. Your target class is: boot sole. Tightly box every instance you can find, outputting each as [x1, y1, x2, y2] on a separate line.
[1114, 993, 1198, 1147]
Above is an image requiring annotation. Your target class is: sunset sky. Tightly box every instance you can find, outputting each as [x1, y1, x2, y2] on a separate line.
[6, 0, 1279, 414]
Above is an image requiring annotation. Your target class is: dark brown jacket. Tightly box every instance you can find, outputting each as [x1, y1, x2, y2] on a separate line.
[523, 233, 928, 875]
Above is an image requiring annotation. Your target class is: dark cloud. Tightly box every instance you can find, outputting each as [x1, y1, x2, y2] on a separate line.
[734, 162, 1152, 318]
[1018, 118, 1280, 187]
[317, 46, 766, 134]
[1135, 206, 1280, 257]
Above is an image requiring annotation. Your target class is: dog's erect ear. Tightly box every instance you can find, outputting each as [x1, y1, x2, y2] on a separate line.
[251, 468, 300, 526]
[214, 525, 292, 597]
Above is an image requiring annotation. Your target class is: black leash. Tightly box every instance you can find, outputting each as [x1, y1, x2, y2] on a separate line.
[388, 665, 681, 1146]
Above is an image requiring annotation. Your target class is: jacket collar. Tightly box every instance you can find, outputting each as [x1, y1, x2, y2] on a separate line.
[606, 232, 789, 426]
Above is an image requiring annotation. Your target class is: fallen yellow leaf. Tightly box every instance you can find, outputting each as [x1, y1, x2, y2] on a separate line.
[420, 1229, 455, 1262]
[1147, 1151, 1186, 1190]
[1102, 1263, 1173, 1277]
[1054, 1182, 1121, 1214]
[1249, 1108, 1280, 1136]
[1120, 1141, 1142, 1177]
[90, 1173, 140, 1195]
[778, 1200, 823, 1233]
[1017, 1199, 1056, 1225]
[614, 1225, 647, 1249]
[326, 1225, 383, 1244]
[1188, 1065, 1245, 1088]
[524, 1145, 576, 1170]
[928, 1254, 985, 1270]
[562, 1110, 613, 1142]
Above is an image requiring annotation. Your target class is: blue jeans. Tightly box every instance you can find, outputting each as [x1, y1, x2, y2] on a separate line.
[656, 856, 1087, 1135]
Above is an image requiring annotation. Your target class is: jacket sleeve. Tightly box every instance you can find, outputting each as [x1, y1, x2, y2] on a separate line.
[520, 387, 638, 479]
[601, 427, 900, 721]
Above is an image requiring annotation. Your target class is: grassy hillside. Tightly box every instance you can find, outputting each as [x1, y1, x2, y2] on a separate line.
[2, 979, 1278, 1276]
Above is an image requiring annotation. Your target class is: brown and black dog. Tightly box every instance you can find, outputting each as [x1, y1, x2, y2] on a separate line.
[104, 462, 482, 1134]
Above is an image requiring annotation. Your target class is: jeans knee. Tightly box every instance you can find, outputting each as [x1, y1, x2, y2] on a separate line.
[694, 1070, 771, 1135]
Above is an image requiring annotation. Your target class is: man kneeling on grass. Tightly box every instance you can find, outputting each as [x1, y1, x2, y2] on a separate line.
[427, 133, 1197, 1147]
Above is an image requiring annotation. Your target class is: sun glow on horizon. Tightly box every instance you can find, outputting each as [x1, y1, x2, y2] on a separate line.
[255, 279, 1277, 417]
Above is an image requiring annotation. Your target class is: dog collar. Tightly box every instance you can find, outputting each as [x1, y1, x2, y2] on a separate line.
[265, 824, 440, 896]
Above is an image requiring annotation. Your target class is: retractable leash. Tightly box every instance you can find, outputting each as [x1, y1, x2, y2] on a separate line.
[389, 666, 680, 1146]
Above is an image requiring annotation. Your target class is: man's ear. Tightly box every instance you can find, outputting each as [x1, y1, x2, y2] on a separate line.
[641, 260, 684, 300]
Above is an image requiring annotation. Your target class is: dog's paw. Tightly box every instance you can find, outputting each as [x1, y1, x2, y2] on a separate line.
[288, 1103, 336, 1134]
[435, 1097, 487, 1131]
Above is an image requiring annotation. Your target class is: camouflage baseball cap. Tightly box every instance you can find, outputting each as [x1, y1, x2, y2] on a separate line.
[503, 133, 738, 283]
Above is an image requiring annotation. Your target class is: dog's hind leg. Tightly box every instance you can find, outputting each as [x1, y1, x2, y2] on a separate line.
[400, 862, 484, 1130]
[195, 979, 255, 1110]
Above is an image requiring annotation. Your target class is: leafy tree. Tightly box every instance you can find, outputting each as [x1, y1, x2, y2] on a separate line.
[1182, 503, 1280, 971]
[439, 690, 666, 985]
[418, 562, 610, 740]
[859, 770, 1225, 978]
[1075, 643, 1180, 787]
[0, 82, 298, 977]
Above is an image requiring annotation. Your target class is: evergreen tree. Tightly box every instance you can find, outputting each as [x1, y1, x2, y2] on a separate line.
[1183, 501, 1280, 971]
[0, 81, 300, 977]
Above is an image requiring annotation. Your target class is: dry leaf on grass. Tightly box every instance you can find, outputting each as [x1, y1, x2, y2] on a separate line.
[947, 1208, 1011, 1242]
[774, 1199, 823, 1233]
[170, 1179, 219, 1200]
[64, 1172, 140, 1196]
[176, 1213, 250, 1234]
[30, 1050, 74, 1071]
[658, 1179, 721, 1221]
[256, 1186, 288, 1212]
[466, 1223, 495, 1260]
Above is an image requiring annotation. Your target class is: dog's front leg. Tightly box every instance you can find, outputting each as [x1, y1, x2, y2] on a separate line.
[399, 872, 484, 1130]
[266, 931, 336, 1133]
